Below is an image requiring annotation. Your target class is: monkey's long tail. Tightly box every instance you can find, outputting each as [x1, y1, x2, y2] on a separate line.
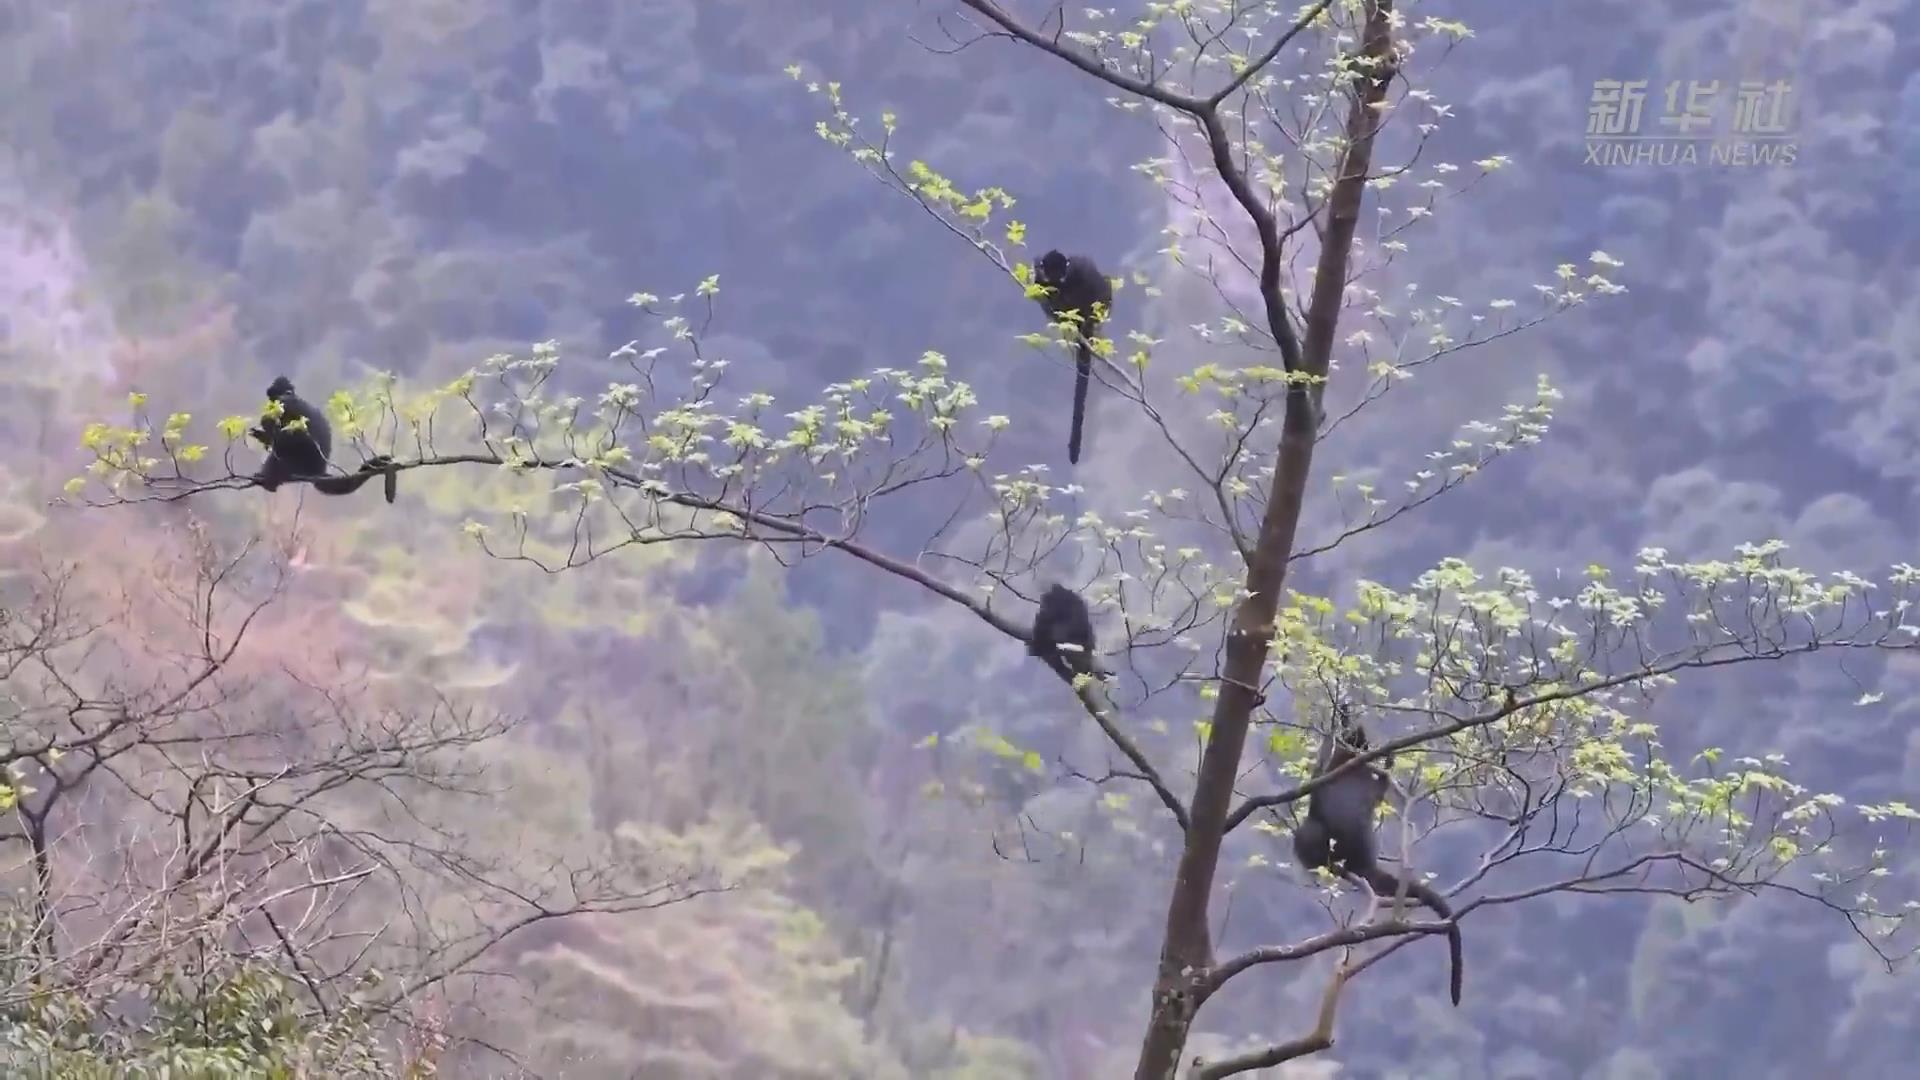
[311, 473, 373, 497]
[372, 456, 399, 504]
[1366, 867, 1463, 1006]
[1067, 341, 1090, 465]
[311, 458, 397, 499]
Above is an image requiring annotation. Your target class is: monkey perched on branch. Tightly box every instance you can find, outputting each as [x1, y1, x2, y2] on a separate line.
[1032, 250, 1113, 465]
[250, 376, 397, 502]
[1028, 584, 1095, 682]
[1293, 707, 1463, 1005]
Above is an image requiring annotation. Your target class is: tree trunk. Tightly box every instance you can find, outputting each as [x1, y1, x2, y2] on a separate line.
[1132, 4, 1399, 1076]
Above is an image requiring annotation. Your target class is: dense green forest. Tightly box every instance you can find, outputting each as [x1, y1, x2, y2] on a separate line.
[5, 0, 1920, 1077]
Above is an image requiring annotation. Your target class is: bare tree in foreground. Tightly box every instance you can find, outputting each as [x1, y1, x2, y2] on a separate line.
[67, 1, 1920, 1075]
[0, 523, 717, 1074]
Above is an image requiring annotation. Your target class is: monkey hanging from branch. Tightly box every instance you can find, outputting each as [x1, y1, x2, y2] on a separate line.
[1032, 250, 1113, 465]
[1292, 705, 1464, 1005]
[250, 376, 397, 502]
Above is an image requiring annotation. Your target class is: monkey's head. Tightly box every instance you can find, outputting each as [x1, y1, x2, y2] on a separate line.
[1035, 250, 1069, 287]
[266, 376, 297, 401]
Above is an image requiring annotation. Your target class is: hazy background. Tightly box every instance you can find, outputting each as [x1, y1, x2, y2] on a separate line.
[3, 0, 1918, 1076]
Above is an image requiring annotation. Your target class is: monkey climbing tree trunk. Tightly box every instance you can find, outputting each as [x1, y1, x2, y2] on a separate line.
[1131, 5, 1399, 1077]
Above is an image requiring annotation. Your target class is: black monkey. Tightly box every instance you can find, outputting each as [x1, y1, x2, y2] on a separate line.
[1028, 584, 1095, 682]
[1033, 251, 1113, 465]
[250, 376, 397, 502]
[1293, 708, 1463, 1006]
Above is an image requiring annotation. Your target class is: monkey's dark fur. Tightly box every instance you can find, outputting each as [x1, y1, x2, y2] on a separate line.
[1028, 584, 1095, 682]
[250, 376, 397, 502]
[1033, 251, 1113, 465]
[1293, 709, 1463, 1006]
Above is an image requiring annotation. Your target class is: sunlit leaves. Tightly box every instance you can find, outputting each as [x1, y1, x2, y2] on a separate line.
[904, 160, 1015, 225]
[791, 69, 1035, 283]
[975, 730, 1045, 774]
[1419, 16, 1474, 40]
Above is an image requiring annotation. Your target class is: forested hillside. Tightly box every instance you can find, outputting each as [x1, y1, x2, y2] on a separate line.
[4, 1, 1920, 1077]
